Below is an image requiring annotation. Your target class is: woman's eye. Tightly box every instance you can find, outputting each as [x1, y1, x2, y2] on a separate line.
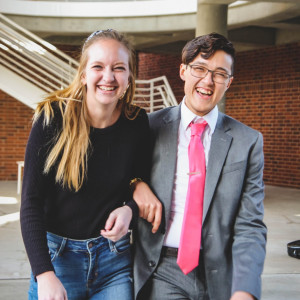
[114, 66, 126, 71]
[93, 65, 103, 70]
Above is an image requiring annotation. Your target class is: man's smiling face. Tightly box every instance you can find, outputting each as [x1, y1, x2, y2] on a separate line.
[180, 50, 234, 116]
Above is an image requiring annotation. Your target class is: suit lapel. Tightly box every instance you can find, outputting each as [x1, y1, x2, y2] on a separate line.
[203, 113, 232, 223]
[159, 106, 181, 226]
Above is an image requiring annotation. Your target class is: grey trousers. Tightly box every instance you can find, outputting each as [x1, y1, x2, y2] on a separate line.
[138, 248, 209, 300]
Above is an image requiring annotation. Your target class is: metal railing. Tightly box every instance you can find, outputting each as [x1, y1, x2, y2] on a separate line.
[0, 13, 177, 110]
[0, 13, 78, 93]
[135, 76, 177, 112]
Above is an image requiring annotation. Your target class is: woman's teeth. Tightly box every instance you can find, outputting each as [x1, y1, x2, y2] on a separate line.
[99, 86, 116, 91]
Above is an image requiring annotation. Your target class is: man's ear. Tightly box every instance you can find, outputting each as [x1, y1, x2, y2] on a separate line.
[179, 64, 187, 81]
[226, 76, 234, 91]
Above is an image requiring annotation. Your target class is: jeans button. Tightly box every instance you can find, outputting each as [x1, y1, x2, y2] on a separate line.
[148, 260, 156, 268]
[88, 242, 93, 248]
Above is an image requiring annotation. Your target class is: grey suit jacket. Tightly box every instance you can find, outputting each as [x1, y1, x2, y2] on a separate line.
[133, 105, 267, 300]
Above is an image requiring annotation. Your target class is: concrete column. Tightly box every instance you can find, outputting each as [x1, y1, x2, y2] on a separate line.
[196, 2, 228, 112]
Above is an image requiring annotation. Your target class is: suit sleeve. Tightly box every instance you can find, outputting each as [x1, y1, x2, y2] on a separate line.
[231, 132, 267, 300]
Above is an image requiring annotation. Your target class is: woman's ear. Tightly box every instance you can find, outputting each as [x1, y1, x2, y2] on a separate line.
[81, 73, 86, 85]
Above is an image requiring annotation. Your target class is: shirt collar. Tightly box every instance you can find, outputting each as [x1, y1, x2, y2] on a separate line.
[181, 97, 218, 135]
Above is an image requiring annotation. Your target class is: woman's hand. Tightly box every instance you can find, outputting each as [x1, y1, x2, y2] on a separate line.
[101, 206, 132, 242]
[37, 271, 68, 300]
[133, 181, 162, 233]
[230, 291, 255, 300]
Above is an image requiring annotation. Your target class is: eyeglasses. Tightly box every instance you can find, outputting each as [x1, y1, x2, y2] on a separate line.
[187, 64, 233, 84]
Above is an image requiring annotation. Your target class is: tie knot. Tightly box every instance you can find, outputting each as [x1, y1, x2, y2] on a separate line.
[190, 120, 207, 137]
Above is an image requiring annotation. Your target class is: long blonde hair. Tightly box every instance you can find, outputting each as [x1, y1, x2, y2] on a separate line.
[34, 29, 138, 191]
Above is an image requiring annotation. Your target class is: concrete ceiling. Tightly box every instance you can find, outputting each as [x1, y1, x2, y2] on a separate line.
[0, 0, 299, 54]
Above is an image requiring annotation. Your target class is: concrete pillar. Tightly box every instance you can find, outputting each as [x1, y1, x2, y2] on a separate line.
[196, 1, 228, 112]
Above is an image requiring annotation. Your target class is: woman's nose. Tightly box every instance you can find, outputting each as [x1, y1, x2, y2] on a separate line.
[102, 68, 115, 82]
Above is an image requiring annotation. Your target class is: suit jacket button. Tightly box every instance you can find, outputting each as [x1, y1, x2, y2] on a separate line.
[148, 261, 156, 268]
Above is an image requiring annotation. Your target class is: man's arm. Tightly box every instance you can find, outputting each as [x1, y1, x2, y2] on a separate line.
[231, 132, 267, 300]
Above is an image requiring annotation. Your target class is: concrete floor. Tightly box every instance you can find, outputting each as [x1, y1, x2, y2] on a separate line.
[0, 181, 299, 299]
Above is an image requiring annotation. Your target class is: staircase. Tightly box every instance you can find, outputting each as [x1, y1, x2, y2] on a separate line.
[0, 13, 177, 112]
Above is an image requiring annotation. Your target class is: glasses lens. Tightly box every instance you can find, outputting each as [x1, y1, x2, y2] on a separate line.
[189, 65, 230, 84]
[190, 65, 207, 78]
[213, 72, 230, 84]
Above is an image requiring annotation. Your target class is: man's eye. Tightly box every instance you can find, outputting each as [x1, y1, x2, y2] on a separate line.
[215, 72, 227, 78]
[194, 67, 206, 72]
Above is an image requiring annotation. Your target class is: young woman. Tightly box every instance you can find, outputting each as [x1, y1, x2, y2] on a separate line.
[20, 29, 150, 300]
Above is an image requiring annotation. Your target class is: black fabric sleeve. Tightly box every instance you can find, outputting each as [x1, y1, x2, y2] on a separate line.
[125, 199, 139, 228]
[132, 108, 151, 184]
[20, 114, 55, 278]
[126, 108, 152, 227]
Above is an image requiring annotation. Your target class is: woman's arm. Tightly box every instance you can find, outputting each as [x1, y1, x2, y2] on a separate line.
[129, 109, 162, 233]
[20, 113, 55, 277]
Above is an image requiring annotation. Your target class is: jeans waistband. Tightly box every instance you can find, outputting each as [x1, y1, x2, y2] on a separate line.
[46, 232, 107, 250]
[46, 231, 131, 253]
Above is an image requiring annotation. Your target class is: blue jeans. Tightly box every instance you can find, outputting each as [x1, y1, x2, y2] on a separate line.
[28, 232, 133, 300]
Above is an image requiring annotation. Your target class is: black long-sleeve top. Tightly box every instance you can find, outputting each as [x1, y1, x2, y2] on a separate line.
[20, 105, 150, 277]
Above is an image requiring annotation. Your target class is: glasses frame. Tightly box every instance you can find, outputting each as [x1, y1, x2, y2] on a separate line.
[187, 64, 233, 84]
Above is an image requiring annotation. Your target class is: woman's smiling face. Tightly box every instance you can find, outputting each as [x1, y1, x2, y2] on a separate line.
[82, 39, 130, 111]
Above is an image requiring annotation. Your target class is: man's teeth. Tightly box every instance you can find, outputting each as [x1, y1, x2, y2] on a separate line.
[196, 88, 212, 95]
[99, 86, 116, 91]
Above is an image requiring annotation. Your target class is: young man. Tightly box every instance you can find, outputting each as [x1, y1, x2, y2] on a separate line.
[133, 33, 267, 300]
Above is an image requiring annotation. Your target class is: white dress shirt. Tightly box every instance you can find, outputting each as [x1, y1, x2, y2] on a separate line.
[163, 99, 218, 248]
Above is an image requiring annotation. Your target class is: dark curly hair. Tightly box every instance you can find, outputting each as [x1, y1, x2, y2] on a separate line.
[182, 32, 235, 74]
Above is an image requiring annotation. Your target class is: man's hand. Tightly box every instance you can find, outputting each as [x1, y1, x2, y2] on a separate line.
[37, 271, 68, 300]
[133, 181, 162, 233]
[101, 206, 132, 242]
[230, 291, 255, 300]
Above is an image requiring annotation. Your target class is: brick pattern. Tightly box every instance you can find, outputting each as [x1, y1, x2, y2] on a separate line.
[0, 92, 33, 180]
[226, 43, 300, 188]
[1, 43, 299, 188]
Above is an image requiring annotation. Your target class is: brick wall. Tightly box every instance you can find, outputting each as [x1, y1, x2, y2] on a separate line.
[0, 92, 33, 180]
[226, 43, 300, 188]
[1, 42, 299, 188]
[137, 52, 184, 103]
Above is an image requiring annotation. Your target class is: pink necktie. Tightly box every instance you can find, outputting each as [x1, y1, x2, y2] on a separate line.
[177, 120, 207, 275]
